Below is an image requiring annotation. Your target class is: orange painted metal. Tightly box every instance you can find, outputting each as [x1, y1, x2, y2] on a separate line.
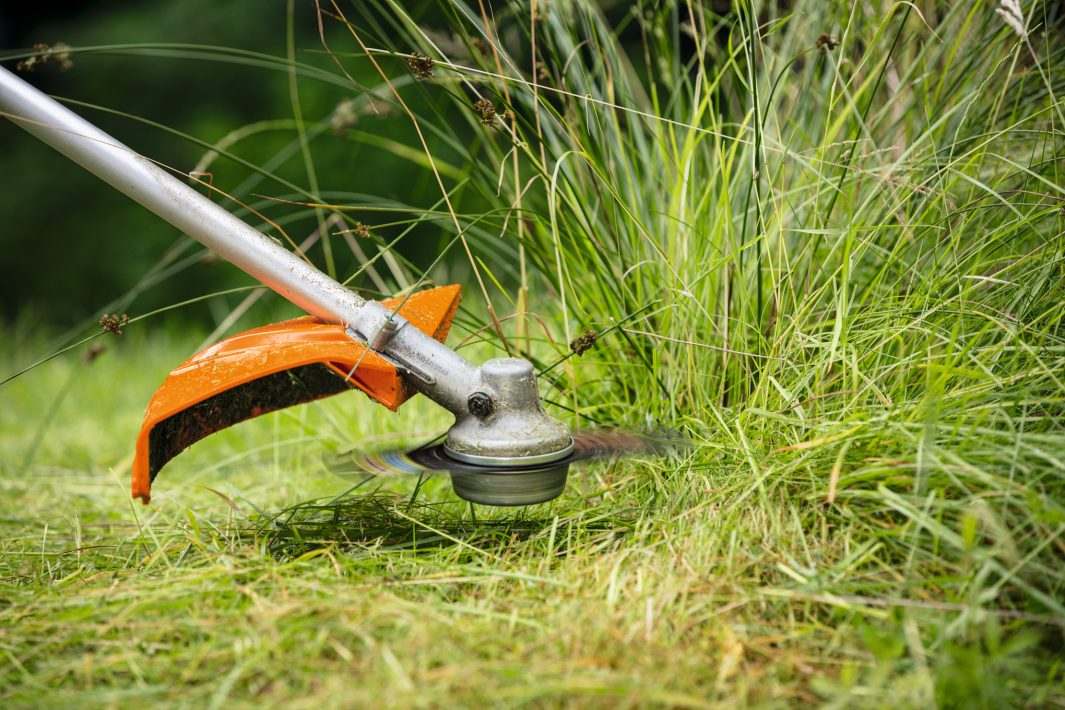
[131, 284, 462, 503]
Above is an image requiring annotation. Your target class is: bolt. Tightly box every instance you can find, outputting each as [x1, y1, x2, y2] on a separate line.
[467, 391, 494, 418]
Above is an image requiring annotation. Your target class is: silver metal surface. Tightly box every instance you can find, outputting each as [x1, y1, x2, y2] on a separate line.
[445, 358, 573, 458]
[368, 317, 399, 351]
[449, 465, 570, 506]
[443, 440, 573, 467]
[346, 303, 481, 413]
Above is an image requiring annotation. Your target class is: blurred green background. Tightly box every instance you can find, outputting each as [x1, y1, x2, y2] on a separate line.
[0, 0, 487, 330]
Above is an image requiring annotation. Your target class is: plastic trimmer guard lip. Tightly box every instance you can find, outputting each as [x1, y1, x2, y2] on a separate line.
[131, 284, 462, 504]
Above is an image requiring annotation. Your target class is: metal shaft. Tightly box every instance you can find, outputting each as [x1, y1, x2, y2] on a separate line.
[0, 65, 365, 326]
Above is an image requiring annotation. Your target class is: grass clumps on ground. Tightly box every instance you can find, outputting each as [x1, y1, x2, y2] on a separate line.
[2, 0, 1065, 707]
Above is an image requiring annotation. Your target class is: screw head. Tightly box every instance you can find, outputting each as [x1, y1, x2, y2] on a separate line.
[467, 391, 494, 418]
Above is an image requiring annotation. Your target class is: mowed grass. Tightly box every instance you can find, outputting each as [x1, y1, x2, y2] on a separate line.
[0, 331, 870, 707]
[0, 311, 1062, 707]
[3, 0, 1065, 707]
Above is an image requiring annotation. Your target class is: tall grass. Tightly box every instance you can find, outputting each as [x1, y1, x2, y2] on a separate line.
[324, 0, 1065, 701]
[345, 0, 1065, 598]
[1, 0, 1063, 706]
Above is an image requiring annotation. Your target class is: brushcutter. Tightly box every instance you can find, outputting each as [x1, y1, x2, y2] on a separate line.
[0, 65, 671, 506]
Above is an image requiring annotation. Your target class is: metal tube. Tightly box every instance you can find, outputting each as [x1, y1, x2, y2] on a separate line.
[0, 65, 365, 326]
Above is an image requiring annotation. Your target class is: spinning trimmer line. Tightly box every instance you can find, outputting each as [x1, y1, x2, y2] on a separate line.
[0, 66, 673, 506]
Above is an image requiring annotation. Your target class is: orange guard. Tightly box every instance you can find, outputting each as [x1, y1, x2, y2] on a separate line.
[131, 284, 462, 503]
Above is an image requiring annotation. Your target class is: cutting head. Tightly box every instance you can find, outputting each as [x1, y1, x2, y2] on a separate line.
[127, 280, 674, 506]
[326, 429, 679, 506]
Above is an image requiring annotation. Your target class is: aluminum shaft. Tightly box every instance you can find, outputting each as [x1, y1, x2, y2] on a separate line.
[0, 65, 365, 326]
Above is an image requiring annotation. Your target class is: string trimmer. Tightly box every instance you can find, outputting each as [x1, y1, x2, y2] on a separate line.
[0, 66, 671, 506]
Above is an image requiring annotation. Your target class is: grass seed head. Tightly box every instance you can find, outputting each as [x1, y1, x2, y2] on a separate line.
[98, 313, 129, 336]
[996, 0, 1028, 40]
[569, 329, 598, 356]
[816, 33, 839, 52]
[474, 97, 497, 126]
[407, 51, 435, 80]
[16, 43, 74, 73]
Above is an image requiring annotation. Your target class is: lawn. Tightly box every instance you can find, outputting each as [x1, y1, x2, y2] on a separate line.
[1, 0, 1064, 707]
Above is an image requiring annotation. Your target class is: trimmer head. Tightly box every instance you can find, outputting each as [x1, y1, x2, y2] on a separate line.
[327, 429, 676, 506]
[129, 279, 677, 506]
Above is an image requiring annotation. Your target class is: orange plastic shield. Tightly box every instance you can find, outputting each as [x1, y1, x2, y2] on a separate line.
[131, 284, 461, 503]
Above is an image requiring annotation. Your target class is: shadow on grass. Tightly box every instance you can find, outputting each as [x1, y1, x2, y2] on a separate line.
[254, 492, 633, 560]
